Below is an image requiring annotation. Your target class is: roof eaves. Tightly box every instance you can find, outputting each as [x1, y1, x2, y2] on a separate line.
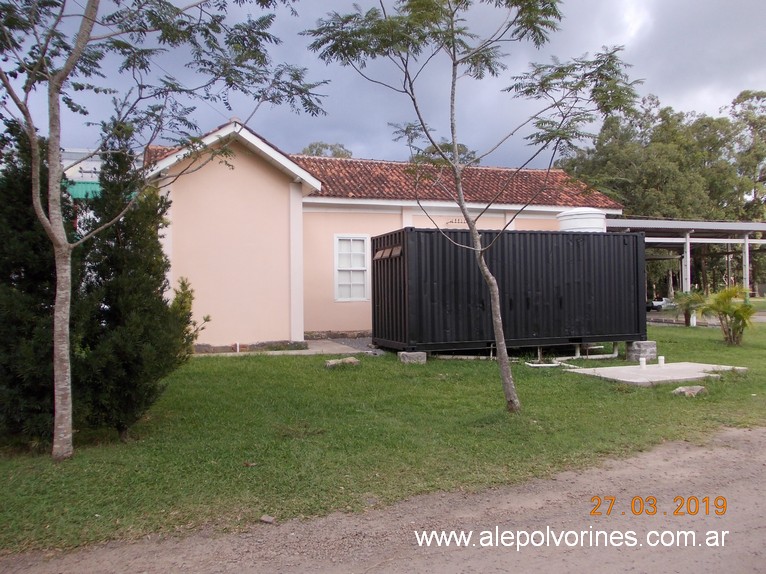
[146, 121, 321, 193]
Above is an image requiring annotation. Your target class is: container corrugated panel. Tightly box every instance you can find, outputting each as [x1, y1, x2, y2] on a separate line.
[372, 228, 646, 351]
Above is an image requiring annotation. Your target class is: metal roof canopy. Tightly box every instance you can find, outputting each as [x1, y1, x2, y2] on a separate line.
[606, 218, 766, 241]
[606, 218, 766, 324]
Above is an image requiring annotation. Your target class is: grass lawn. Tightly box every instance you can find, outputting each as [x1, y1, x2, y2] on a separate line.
[2, 324, 765, 553]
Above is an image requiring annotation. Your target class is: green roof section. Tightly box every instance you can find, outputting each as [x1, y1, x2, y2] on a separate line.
[67, 181, 101, 199]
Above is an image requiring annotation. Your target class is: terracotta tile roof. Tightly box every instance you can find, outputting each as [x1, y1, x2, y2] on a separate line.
[144, 119, 256, 167]
[290, 156, 621, 210]
[144, 145, 178, 167]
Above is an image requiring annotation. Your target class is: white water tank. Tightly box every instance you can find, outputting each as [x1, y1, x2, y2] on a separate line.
[557, 208, 607, 232]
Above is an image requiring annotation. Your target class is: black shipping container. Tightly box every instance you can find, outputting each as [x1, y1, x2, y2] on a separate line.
[372, 228, 646, 352]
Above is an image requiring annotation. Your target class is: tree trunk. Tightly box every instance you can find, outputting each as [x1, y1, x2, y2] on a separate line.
[700, 245, 709, 294]
[45, 0, 99, 460]
[438, 45, 521, 414]
[667, 269, 674, 299]
[448, 162, 521, 413]
[470, 231, 521, 413]
[51, 244, 74, 461]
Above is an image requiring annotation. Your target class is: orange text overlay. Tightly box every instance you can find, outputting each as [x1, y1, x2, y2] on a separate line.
[590, 495, 727, 517]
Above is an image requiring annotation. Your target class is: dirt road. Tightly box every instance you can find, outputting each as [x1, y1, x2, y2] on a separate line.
[4, 426, 765, 574]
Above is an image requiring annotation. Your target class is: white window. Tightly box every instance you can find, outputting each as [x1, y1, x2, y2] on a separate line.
[335, 235, 370, 301]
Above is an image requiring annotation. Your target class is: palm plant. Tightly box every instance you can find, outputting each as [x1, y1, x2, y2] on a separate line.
[700, 286, 756, 345]
[673, 291, 706, 327]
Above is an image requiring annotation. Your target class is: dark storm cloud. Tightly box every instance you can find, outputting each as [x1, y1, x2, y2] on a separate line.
[257, 0, 766, 165]
[53, 1, 766, 167]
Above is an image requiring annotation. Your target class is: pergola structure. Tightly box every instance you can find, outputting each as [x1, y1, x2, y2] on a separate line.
[606, 218, 766, 323]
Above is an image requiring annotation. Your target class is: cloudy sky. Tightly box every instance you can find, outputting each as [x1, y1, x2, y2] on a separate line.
[54, 0, 766, 168]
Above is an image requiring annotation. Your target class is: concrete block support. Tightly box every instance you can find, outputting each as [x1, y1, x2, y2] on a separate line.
[626, 341, 658, 362]
[398, 351, 427, 364]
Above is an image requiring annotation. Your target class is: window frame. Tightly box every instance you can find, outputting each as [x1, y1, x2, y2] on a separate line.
[334, 234, 371, 302]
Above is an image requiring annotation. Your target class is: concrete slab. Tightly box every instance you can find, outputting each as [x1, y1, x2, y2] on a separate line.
[262, 339, 363, 356]
[568, 362, 747, 387]
[195, 339, 364, 357]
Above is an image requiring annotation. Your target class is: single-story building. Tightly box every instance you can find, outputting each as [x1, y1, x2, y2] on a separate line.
[112, 120, 622, 346]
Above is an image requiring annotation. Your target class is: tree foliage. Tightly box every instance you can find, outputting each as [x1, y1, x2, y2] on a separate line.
[414, 139, 479, 165]
[301, 141, 353, 158]
[0, 0, 325, 459]
[729, 90, 766, 220]
[0, 122, 72, 441]
[558, 97, 742, 219]
[0, 121, 201, 445]
[74, 123, 200, 441]
[559, 92, 766, 221]
[559, 92, 766, 295]
[306, 0, 638, 413]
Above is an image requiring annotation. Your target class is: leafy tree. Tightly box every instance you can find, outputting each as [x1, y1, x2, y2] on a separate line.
[301, 141, 353, 157]
[0, 122, 71, 441]
[306, 0, 637, 413]
[560, 97, 741, 220]
[646, 251, 680, 299]
[561, 93, 766, 294]
[728, 91, 766, 292]
[415, 139, 479, 165]
[74, 123, 199, 441]
[729, 90, 766, 220]
[0, 0, 324, 459]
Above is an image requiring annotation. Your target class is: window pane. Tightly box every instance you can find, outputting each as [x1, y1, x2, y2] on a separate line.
[351, 284, 366, 298]
[351, 253, 366, 268]
[351, 270, 365, 285]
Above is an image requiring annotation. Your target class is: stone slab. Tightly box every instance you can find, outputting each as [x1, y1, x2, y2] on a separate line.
[672, 385, 707, 397]
[325, 357, 361, 368]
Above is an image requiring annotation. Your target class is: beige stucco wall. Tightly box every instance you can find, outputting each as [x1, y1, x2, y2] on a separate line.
[303, 209, 401, 333]
[166, 141, 296, 346]
[513, 215, 561, 231]
[409, 213, 507, 229]
[408, 211, 561, 232]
